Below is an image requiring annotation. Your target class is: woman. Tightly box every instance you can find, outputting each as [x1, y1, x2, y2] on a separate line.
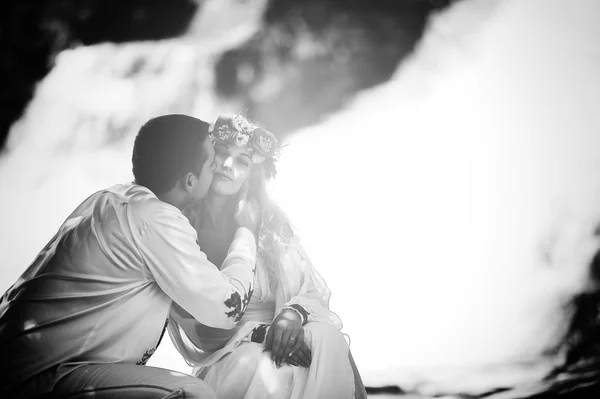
[168, 114, 367, 398]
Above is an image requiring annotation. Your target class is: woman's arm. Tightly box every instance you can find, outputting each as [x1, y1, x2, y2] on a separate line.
[265, 239, 343, 366]
[279, 241, 343, 329]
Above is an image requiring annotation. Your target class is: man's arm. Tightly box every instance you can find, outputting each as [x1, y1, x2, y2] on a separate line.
[138, 208, 256, 330]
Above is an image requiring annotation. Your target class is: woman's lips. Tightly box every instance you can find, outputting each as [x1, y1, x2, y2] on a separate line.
[215, 172, 233, 181]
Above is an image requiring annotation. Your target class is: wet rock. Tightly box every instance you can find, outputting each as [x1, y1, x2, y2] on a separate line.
[366, 384, 406, 395]
[214, 0, 453, 136]
[480, 248, 600, 399]
[0, 0, 199, 150]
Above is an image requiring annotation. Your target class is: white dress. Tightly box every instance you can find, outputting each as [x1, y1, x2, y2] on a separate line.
[168, 237, 360, 399]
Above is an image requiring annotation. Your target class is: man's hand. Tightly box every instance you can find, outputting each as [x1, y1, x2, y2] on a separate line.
[234, 181, 260, 233]
[264, 309, 311, 368]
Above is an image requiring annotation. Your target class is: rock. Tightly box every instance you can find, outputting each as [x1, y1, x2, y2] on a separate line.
[0, 0, 453, 148]
[213, 0, 453, 136]
[366, 384, 406, 395]
[0, 0, 199, 150]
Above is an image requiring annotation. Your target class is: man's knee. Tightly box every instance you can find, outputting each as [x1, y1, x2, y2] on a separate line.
[178, 381, 217, 399]
[139, 368, 216, 399]
[147, 371, 216, 399]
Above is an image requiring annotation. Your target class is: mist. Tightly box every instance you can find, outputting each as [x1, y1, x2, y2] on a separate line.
[1, 0, 599, 395]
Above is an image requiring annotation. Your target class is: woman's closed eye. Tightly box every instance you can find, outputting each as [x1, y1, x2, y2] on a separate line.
[215, 145, 228, 155]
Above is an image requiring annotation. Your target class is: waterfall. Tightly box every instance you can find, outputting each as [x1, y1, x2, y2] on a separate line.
[270, 0, 600, 391]
[1, 0, 599, 395]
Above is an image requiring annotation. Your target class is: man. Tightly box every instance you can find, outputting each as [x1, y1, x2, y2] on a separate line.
[0, 114, 258, 398]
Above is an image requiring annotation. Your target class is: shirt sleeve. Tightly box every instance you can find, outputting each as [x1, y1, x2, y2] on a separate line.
[136, 205, 256, 330]
[280, 240, 343, 329]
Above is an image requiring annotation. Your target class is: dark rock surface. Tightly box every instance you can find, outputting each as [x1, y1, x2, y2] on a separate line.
[0, 0, 452, 150]
[366, 384, 406, 395]
[0, 0, 199, 151]
[214, 0, 453, 136]
[478, 247, 600, 399]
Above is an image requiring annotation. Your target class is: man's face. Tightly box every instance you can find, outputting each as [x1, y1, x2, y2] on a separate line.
[192, 138, 216, 199]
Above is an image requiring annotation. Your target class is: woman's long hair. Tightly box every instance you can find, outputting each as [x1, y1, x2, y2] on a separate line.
[194, 113, 291, 295]
[247, 161, 294, 295]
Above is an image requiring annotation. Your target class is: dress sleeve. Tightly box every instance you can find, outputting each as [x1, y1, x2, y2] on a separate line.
[137, 206, 256, 330]
[280, 239, 343, 330]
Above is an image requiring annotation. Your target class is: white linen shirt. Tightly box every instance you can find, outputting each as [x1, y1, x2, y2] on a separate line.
[0, 183, 256, 394]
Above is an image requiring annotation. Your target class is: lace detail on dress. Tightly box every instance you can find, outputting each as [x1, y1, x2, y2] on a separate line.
[283, 304, 310, 325]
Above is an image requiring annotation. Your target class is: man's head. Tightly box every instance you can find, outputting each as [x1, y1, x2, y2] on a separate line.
[132, 114, 215, 203]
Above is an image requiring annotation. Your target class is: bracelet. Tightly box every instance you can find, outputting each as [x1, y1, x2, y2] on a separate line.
[281, 304, 309, 325]
[251, 324, 269, 343]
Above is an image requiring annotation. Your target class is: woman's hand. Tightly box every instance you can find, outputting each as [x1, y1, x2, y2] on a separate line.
[234, 181, 260, 233]
[264, 309, 311, 368]
[284, 341, 312, 368]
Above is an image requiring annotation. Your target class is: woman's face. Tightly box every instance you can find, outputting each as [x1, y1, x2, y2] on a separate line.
[211, 142, 253, 196]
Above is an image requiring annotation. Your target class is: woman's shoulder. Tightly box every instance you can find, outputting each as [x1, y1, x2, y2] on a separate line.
[279, 234, 313, 270]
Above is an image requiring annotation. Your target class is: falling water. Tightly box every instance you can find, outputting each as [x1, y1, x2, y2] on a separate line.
[1, 0, 599, 395]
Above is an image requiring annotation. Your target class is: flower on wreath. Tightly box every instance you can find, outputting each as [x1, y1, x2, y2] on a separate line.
[215, 123, 235, 142]
[209, 114, 280, 177]
[250, 128, 277, 164]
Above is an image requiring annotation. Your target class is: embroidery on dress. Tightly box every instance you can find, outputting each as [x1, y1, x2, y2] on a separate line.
[251, 323, 269, 343]
[224, 287, 254, 322]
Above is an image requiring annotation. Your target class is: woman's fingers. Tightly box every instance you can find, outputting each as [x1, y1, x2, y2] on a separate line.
[234, 181, 260, 232]
[284, 329, 304, 361]
[270, 327, 285, 364]
[277, 331, 300, 366]
[291, 329, 304, 354]
[238, 179, 249, 202]
[286, 352, 308, 368]
[235, 182, 248, 216]
[263, 324, 274, 352]
[275, 329, 294, 366]
[295, 342, 312, 367]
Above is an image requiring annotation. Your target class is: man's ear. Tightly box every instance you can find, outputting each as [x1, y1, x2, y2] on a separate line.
[183, 172, 196, 193]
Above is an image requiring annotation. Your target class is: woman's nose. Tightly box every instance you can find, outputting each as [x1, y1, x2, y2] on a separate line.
[222, 156, 234, 169]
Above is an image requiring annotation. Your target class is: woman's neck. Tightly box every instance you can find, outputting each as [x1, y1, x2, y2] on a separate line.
[203, 192, 235, 230]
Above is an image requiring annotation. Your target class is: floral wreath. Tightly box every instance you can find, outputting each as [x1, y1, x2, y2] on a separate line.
[209, 114, 280, 180]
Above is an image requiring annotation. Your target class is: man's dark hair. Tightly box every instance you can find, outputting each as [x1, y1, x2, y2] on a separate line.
[132, 114, 210, 195]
